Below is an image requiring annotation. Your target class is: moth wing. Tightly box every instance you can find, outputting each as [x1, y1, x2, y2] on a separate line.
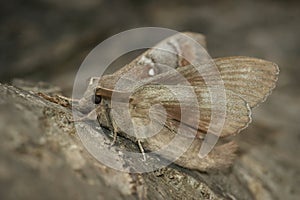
[174, 56, 279, 108]
[214, 56, 279, 108]
[98, 32, 207, 91]
[129, 85, 251, 138]
[122, 31, 207, 75]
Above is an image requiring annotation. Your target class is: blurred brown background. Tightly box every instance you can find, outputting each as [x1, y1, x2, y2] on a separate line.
[1, 0, 299, 94]
[0, 0, 299, 199]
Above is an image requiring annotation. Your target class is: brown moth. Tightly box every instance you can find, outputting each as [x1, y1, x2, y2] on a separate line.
[77, 32, 279, 171]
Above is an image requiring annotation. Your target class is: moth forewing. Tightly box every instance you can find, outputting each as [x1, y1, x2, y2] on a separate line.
[128, 85, 242, 171]
[129, 84, 252, 138]
[97, 32, 207, 92]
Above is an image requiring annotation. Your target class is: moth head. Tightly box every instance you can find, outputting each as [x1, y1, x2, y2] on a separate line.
[92, 93, 102, 105]
[86, 77, 104, 105]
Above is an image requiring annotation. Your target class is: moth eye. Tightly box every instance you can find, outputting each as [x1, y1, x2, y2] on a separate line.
[92, 95, 102, 104]
[148, 68, 155, 76]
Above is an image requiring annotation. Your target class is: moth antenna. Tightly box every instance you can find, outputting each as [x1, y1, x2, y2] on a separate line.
[56, 94, 80, 104]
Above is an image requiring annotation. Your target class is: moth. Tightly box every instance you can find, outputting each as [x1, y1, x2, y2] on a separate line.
[76, 32, 279, 171]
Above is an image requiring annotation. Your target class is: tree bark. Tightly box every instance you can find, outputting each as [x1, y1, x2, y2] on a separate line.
[0, 80, 296, 200]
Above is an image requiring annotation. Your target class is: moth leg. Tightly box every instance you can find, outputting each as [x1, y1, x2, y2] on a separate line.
[110, 118, 119, 146]
[137, 140, 146, 161]
[132, 120, 147, 161]
[103, 103, 119, 146]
